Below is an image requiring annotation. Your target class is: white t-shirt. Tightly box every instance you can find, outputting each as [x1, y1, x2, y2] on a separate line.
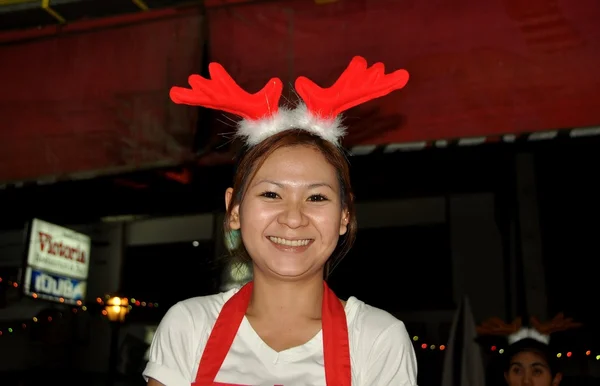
[143, 288, 417, 386]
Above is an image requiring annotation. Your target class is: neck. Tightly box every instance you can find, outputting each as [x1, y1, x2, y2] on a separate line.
[247, 270, 324, 321]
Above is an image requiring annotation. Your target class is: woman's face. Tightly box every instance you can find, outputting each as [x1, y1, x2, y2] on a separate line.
[226, 145, 349, 280]
[504, 351, 561, 386]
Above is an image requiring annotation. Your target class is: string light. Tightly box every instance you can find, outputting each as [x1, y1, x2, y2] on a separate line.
[1, 277, 159, 309]
[0, 276, 163, 338]
[2, 277, 597, 358]
[407, 337, 600, 359]
[490, 346, 598, 360]
[0, 305, 91, 336]
[95, 295, 158, 309]
[412, 336, 446, 351]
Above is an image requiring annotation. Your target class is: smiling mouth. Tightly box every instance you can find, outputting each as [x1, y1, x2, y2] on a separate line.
[268, 236, 313, 247]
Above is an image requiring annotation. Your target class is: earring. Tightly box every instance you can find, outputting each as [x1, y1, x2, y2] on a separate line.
[225, 229, 241, 250]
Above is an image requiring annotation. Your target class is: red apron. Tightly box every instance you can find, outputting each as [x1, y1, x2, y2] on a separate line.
[191, 281, 351, 386]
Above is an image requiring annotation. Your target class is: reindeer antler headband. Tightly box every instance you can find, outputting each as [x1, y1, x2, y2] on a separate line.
[170, 56, 410, 147]
[477, 313, 582, 345]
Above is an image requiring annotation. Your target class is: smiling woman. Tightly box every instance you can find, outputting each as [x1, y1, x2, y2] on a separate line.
[143, 56, 417, 386]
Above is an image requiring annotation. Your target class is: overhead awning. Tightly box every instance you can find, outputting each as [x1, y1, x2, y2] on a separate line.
[1, 0, 600, 188]
[199, 0, 600, 160]
[0, 6, 204, 184]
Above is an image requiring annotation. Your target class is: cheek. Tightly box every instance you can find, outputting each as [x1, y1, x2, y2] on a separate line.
[536, 374, 552, 384]
[239, 201, 278, 232]
[311, 211, 343, 238]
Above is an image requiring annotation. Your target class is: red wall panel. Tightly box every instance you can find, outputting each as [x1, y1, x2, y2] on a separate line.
[207, 0, 600, 148]
[0, 8, 203, 183]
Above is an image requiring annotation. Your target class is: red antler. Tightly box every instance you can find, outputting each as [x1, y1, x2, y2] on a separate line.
[295, 56, 409, 119]
[477, 317, 523, 336]
[530, 313, 583, 335]
[170, 62, 283, 121]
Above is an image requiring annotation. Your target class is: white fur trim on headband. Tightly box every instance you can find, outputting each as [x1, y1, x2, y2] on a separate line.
[236, 104, 346, 147]
[508, 327, 550, 345]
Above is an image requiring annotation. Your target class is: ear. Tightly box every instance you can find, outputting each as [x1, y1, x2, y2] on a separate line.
[339, 209, 350, 236]
[225, 188, 241, 230]
[552, 373, 563, 385]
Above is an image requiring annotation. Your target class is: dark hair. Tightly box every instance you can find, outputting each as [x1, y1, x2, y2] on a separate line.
[224, 129, 357, 277]
[504, 338, 559, 376]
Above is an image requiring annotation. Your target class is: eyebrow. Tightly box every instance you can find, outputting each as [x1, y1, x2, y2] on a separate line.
[252, 179, 335, 190]
[510, 362, 549, 368]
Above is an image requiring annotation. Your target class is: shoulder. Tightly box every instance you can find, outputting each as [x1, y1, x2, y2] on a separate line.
[346, 296, 410, 342]
[346, 297, 418, 385]
[164, 289, 237, 331]
[143, 289, 238, 386]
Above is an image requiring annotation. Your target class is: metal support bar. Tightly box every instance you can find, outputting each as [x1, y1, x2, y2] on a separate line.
[131, 0, 148, 11]
[0, 5, 200, 45]
[515, 153, 548, 320]
[41, 0, 65, 23]
[107, 322, 121, 386]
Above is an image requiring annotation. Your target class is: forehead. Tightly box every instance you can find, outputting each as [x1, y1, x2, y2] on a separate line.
[253, 145, 338, 185]
[511, 351, 549, 366]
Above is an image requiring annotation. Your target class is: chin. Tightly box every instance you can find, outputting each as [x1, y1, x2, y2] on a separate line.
[250, 248, 329, 280]
[261, 260, 326, 280]
[269, 264, 312, 279]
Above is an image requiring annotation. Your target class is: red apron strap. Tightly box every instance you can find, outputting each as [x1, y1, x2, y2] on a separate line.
[193, 282, 254, 385]
[192, 281, 351, 385]
[322, 281, 352, 386]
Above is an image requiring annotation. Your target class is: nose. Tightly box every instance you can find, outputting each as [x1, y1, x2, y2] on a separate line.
[277, 201, 308, 229]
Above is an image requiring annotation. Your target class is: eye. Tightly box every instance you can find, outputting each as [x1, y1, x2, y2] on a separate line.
[308, 194, 329, 202]
[532, 368, 545, 376]
[260, 191, 279, 199]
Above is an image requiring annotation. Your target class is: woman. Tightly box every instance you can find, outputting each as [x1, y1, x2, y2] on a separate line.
[477, 314, 580, 386]
[143, 56, 417, 385]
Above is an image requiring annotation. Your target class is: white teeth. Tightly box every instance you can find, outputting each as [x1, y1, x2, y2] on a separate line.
[269, 237, 311, 247]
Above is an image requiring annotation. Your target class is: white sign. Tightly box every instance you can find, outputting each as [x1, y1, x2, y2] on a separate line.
[26, 219, 91, 280]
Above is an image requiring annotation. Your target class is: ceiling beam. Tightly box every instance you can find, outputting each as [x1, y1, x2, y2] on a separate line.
[0, 3, 200, 44]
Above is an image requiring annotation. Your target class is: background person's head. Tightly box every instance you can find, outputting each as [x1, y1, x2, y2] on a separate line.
[224, 129, 357, 281]
[504, 339, 562, 386]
